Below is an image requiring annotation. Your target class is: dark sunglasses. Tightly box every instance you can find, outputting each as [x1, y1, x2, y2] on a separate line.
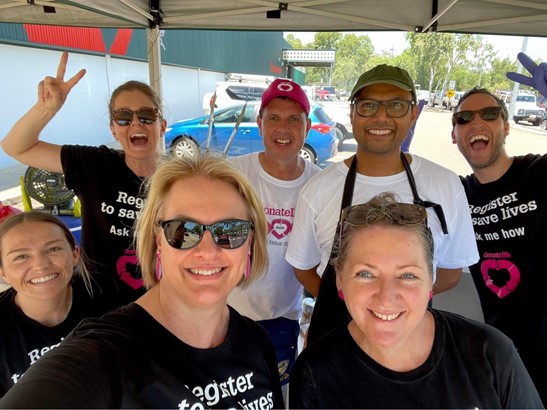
[112, 107, 160, 126]
[452, 106, 503, 125]
[159, 219, 253, 250]
[341, 202, 428, 229]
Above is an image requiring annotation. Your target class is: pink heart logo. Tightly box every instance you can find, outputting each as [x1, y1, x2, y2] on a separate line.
[269, 219, 292, 239]
[480, 258, 520, 299]
[116, 249, 144, 290]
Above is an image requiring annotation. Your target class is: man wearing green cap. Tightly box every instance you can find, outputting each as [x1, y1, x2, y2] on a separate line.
[286, 64, 479, 344]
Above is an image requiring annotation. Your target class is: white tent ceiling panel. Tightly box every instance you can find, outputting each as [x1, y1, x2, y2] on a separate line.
[0, 0, 546, 37]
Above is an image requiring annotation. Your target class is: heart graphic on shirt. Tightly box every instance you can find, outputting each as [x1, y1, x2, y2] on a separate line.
[480, 258, 520, 299]
[116, 249, 144, 290]
[269, 219, 292, 239]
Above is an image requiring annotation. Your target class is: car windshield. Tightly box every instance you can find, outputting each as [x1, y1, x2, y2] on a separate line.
[215, 105, 254, 123]
[517, 95, 535, 103]
[312, 106, 332, 123]
[225, 85, 266, 101]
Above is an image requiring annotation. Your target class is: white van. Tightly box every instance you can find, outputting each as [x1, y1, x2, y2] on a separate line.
[513, 92, 544, 126]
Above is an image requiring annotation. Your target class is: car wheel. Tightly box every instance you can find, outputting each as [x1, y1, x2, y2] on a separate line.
[513, 117, 521, 124]
[172, 136, 199, 158]
[532, 119, 541, 126]
[541, 118, 547, 130]
[299, 146, 317, 164]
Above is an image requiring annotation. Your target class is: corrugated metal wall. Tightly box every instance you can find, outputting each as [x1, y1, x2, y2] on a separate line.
[0, 23, 303, 79]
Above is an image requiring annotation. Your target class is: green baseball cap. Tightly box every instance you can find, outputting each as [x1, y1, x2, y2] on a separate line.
[349, 64, 417, 102]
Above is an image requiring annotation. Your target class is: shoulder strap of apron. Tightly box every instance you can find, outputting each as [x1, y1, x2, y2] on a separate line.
[401, 152, 448, 234]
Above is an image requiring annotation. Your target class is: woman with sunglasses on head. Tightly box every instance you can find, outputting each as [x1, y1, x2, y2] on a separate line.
[0, 154, 284, 409]
[289, 192, 542, 409]
[1, 52, 166, 307]
[0, 212, 115, 397]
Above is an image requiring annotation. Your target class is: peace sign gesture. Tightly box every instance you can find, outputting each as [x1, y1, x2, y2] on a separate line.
[38, 51, 86, 114]
[506, 52, 547, 97]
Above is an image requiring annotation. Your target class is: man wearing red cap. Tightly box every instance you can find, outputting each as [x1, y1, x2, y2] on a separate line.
[286, 64, 479, 344]
[227, 78, 320, 401]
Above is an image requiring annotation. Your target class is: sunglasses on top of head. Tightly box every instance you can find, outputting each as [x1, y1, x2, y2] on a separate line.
[452, 106, 503, 125]
[159, 219, 253, 250]
[112, 107, 160, 126]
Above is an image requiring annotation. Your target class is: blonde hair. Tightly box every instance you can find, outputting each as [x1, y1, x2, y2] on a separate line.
[135, 153, 268, 289]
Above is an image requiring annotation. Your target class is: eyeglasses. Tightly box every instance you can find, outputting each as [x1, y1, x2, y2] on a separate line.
[159, 219, 253, 250]
[452, 106, 503, 125]
[112, 108, 160, 126]
[341, 202, 428, 230]
[352, 99, 414, 118]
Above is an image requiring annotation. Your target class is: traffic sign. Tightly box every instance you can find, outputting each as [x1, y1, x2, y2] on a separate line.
[446, 89, 455, 98]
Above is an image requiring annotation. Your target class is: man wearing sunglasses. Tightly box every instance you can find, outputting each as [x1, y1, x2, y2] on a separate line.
[227, 79, 321, 402]
[286, 64, 479, 344]
[452, 87, 547, 405]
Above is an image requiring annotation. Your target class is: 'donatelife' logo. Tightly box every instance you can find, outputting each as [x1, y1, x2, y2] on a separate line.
[269, 218, 292, 239]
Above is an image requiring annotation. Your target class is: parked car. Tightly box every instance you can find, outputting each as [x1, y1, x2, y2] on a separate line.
[318, 101, 353, 145]
[442, 91, 464, 110]
[166, 102, 338, 165]
[416, 89, 430, 103]
[513, 92, 544, 126]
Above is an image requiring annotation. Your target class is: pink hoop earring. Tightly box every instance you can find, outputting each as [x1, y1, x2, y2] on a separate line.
[338, 290, 345, 301]
[244, 251, 251, 279]
[155, 250, 162, 281]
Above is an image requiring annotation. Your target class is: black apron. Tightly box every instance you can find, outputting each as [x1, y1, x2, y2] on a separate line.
[306, 152, 447, 345]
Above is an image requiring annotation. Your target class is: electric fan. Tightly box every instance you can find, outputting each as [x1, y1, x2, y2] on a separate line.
[23, 167, 76, 215]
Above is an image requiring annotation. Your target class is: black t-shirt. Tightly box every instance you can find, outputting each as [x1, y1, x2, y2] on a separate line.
[0, 278, 114, 397]
[0, 304, 284, 409]
[460, 154, 547, 404]
[460, 154, 547, 350]
[289, 309, 542, 409]
[61, 145, 146, 306]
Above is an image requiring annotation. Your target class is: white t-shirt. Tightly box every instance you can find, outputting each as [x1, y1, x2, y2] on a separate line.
[228, 153, 321, 321]
[285, 154, 479, 281]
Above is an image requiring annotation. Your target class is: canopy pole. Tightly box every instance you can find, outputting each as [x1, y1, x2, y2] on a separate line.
[146, 26, 165, 151]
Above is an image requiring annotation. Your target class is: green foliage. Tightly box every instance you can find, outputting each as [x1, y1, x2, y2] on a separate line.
[284, 31, 523, 96]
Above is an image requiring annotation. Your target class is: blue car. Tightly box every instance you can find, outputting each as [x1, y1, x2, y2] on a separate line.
[165, 102, 338, 165]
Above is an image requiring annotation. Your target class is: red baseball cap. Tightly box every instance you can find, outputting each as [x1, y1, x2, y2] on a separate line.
[260, 79, 310, 116]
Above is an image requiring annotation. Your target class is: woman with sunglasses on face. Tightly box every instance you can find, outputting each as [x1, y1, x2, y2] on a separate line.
[0, 154, 284, 409]
[1, 52, 167, 307]
[0, 212, 115, 397]
[289, 192, 542, 409]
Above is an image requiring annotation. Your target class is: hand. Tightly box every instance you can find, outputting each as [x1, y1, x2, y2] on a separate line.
[506, 52, 547, 96]
[37, 51, 86, 114]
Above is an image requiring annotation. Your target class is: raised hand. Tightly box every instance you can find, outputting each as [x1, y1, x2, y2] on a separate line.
[37, 51, 86, 114]
[506, 52, 547, 97]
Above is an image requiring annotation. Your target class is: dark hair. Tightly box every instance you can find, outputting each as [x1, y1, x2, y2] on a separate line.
[333, 192, 434, 277]
[108, 80, 163, 123]
[0, 212, 92, 291]
[452, 87, 509, 126]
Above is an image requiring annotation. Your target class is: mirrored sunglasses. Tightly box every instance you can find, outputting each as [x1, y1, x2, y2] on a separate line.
[112, 107, 160, 126]
[452, 106, 502, 125]
[159, 219, 253, 250]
